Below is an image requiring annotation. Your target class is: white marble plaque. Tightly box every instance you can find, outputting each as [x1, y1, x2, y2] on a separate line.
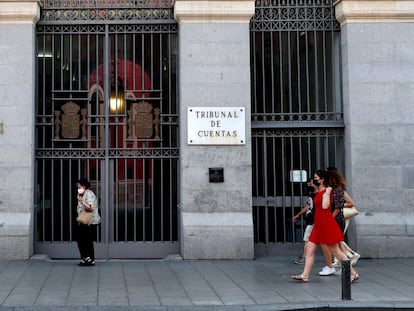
[187, 107, 246, 145]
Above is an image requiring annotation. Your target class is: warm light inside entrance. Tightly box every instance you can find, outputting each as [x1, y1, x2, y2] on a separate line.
[109, 95, 125, 115]
[109, 76, 125, 115]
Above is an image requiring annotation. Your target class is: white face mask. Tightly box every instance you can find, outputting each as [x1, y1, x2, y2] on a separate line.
[77, 188, 85, 195]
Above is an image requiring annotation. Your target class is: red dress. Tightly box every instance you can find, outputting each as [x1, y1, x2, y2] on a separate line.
[309, 188, 344, 245]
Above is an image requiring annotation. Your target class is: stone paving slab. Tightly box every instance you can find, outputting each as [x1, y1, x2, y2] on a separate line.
[0, 257, 413, 310]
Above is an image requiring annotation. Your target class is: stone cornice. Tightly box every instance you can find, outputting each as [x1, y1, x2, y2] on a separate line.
[0, 0, 41, 24]
[174, 0, 255, 24]
[335, 0, 414, 26]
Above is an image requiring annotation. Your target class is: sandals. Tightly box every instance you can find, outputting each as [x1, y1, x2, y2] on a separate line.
[291, 272, 358, 284]
[351, 273, 360, 283]
[291, 274, 309, 283]
[78, 257, 95, 266]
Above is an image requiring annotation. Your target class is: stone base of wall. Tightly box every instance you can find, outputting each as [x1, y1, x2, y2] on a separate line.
[181, 212, 254, 259]
[355, 213, 414, 258]
[0, 236, 31, 260]
[0, 212, 32, 259]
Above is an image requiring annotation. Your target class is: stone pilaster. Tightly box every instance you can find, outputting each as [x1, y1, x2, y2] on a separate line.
[0, 0, 40, 24]
[0, 0, 41, 259]
[335, 0, 414, 25]
[175, 0, 255, 23]
[334, 0, 414, 258]
[175, 0, 255, 259]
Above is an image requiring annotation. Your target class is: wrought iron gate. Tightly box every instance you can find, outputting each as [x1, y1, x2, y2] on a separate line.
[34, 1, 179, 259]
[250, 0, 344, 256]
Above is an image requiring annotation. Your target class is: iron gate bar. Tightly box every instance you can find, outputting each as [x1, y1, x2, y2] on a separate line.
[103, 23, 110, 248]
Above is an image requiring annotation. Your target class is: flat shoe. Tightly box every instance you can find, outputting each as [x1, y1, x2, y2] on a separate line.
[351, 273, 360, 283]
[84, 257, 95, 266]
[291, 274, 309, 282]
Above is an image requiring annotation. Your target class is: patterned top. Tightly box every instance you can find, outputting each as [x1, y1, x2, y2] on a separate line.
[304, 192, 316, 226]
[77, 189, 100, 225]
[331, 187, 345, 221]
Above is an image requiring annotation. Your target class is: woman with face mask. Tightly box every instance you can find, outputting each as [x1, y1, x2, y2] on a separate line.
[75, 178, 100, 266]
[291, 169, 359, 283]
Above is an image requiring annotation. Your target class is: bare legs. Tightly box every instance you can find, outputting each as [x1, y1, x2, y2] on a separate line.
[330, 220, 360, 266]
[326, 243, 358, 277]
[292, 241, 358, 281]
[321, 244, 334, 267]
[301, 241, 318, 278]
[340, 241, 353, 258]
[302, 241, 309, 259]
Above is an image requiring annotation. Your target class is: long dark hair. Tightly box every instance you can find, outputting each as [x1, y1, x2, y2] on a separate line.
[329, 170, 346, 189]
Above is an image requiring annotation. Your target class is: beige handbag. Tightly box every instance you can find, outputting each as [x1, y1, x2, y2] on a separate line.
[76, 211, 93, 225]
[343, 206, 359, 219]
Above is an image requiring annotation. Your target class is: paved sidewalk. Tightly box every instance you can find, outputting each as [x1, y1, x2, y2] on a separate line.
[0, 256, 413, 310]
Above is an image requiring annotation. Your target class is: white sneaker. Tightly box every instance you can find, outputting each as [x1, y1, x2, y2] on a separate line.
[350, 252, 361, 266]
[319, 266, 336, 276]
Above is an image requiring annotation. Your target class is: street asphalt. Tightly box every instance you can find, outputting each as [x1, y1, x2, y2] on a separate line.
[0, 255, 413, 310]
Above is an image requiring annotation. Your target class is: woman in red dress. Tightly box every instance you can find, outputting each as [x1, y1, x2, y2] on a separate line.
[291, 169, 359, 283]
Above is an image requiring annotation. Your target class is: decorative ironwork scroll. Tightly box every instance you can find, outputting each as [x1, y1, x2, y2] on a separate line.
[251, 128, 343, 138]
[252, 112, 344, 128]
[39, 0, 176, 24]
[251, 0, 340, 32]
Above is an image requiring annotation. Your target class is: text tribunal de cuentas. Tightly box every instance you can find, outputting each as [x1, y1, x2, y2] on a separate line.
[195, 110, 240, 138]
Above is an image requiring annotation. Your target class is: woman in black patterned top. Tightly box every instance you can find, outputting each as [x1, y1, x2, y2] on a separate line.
[327, 168, 360, 266]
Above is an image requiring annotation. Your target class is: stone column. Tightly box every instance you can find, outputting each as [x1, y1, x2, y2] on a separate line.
[175, 0, 255, 259]
[335, 0, 414, 258]
[0, 0, 40, 259]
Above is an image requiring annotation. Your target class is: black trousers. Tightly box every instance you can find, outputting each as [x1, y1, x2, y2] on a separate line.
[76, 223, 97, 261]
[335, 216, 348, 242]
